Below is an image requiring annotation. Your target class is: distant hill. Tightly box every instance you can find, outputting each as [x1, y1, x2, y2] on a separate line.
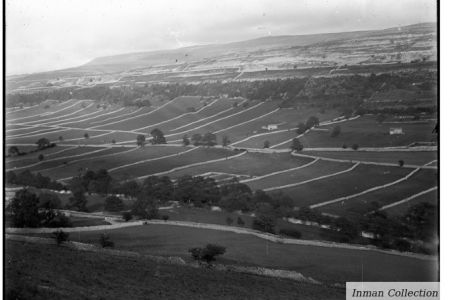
[7, 22, 436, 91]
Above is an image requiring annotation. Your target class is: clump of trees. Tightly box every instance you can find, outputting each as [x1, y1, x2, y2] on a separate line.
[189, 244, 226, 264]
[7, 189, 71, 228]
[190, 132, 217, 146]
[6, 170, 64, 190]
[104, 196, 124, 212]
[291, 138, 303, 151]
[150, 128, 166, 144]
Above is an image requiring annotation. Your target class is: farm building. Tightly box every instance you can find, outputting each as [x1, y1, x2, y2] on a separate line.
[389, 128, 404, 135]
[262, 124, 278, 131]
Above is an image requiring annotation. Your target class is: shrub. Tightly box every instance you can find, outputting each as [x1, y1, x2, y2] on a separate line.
[330, 125, 341, 137]
[162, 215, 169, 221]
[189, 244, 226, 264]
[398, 160, 405, 167]
[237, 216, 245, 226]
[104, 196, 124, 212]
[226, 216, 233, 225]
[52, 230, 69, 245]
[342, 144, 347, 149]
[351, 144, 359, 150]
[99, 234, 114, 248]
[252, 215, 276, 234]
[122, 211, 132, 222]
[279, 228, 303, 239]
[263, 140, 270, 148]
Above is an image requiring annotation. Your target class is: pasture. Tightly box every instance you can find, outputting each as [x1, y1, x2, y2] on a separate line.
[65, 224, 438, 284]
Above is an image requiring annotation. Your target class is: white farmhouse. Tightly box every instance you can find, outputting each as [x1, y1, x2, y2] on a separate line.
[262, 124, 278, 131]
[389, 128, 404, 135]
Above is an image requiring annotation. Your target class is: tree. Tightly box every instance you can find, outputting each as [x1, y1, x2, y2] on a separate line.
[68, 179, 88, 211]
[290, 138, 303, 151]
[104, 196, 124, 212]
[8, 146, 20, 157]
[226, 217, 234, 225]
[38, 154, 44, 161]
[296, 122, 307, 134]
[137, 134, 146, 147]
[403, 202, 437, 241]
[36, 138, 50, 150]
[222, 135, 231, 147]
[111, 139, 116, 144]
[58, 136, 64, 142]
[352, 144, 359, 150]
[252, 215, 276, 233]
[376, 114, 386, 124]
[263, 140, 270, 148]
[122, 211, 132, 222]
[305, 116, 320, 129]
[99, 234, 114, 248]
[7, 189, 41, 227]
[398, 160, 405, 167]
[330, 125, 341, 137]
[52, 230, 69, 245]
[182, 134, 190, 146]
[202, 132, 217, 146]
[189, 244, 226, 264]
[150, 128, 166, 144]
[237, 217, 245, 226]
[132, 196, 159, 219]
[191, 133, 203, 146]
[39, 193, 61, 209]
[84, 132, 89, 139]
[162, 215, 169, 221]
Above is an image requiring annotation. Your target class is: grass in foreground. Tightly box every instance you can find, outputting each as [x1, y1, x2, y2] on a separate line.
[5, 240, 344, 300]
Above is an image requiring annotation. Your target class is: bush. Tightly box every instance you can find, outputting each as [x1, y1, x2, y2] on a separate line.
[189, 244, 226, 264]
[122, 211, 132, 222]
[99, 234, 114, 248]
[342, 144, 347, 149]
[279, 228, 303, 239]
[237, 216, 245, 226]
[162, 215, 169, 221]
[398, 160, 405, 167]
[351, 144, 359, 150]
[330, 125, 341, 137]
[226, 217, 233, 225]
[252, 215, 276, 234]
[52, 230, 69, 245]
[104, 196, 124, 212]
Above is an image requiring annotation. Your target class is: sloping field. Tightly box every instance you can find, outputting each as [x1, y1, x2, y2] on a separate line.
[9, 101, 97, 126]
[165, 101, 281, 142]
[318, 169, 438, 216]
[109, 147, 239, 179]
[39, 146, 185, 180]
[382, 188, 438, 216]
[6, 146, 104, 170]
[85, 107, 152, 127]
[271, 164, 412, 207]
[6, 241, 344, 300]
[72, 224, 438, 284]
[303, 150, 438, 166]
[233, 129, 298, 149]
[64, 131, 138, 145]
[6, 99, 78, 121]
[156, 98, 240, 132]
[55, 106, 128, 128]
[245, 159, 354, 191]
[168, 152, 314, 179]
[95, 96, 207, 131]
[7, 128, 110, 145]
[298, 116, 436, 148]
[5, 146, 77, 165]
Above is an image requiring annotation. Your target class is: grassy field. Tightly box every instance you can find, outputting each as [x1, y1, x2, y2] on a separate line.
[296, 116, 437, 148]
[272, 164, 412, 207]
[382, 189, 438, 216]
[302, 151, 437, 166]
[6, 241, 344, 300]
[168, 152, 313, 178]
[54, 224, 439, 284]
[319, 169, 438, 216]
[246, 159, 353, 191]
[110, 147, 238, 179]
[9, 147, 128, 173]
[7, 128, 109, 145]
[37, 146, 184, 179]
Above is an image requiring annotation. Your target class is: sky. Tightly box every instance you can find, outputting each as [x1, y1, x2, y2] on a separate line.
[6, 0, 437, 75]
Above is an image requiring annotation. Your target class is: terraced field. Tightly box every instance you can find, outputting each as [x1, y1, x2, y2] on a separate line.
[5, 98, 438, 220]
